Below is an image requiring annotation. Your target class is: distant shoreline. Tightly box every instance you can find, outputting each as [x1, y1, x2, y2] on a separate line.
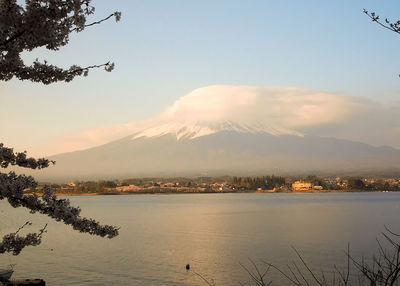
[49, 189, 392, 196]
[35, 175, 400, 195]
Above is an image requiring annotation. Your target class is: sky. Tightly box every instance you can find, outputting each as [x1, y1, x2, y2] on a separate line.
[1, 0, 400, 156]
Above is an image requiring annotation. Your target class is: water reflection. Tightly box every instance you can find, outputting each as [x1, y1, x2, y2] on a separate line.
[0, 193, 399, 285]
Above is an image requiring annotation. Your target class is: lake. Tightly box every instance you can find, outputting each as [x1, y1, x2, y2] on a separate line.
[1, 192, 400, 285]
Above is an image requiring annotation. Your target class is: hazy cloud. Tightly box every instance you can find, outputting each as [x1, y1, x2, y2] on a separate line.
[161, 85, 365, 128]
[48, 85, 399, 155]
[49, 121, 149, 155]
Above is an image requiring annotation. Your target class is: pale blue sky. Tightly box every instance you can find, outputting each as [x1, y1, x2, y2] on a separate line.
[1, 0, 400, 155]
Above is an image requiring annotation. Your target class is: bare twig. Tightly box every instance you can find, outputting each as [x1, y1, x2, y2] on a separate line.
[239, 259, 271, 286]
[363, 9, 400, 35]
[192, 271, 216, 286]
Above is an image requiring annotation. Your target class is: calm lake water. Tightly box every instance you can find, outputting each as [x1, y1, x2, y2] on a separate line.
[1, 192, 400, 285]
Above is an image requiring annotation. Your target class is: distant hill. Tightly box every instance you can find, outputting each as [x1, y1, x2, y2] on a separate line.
[31, 129, 400, 182]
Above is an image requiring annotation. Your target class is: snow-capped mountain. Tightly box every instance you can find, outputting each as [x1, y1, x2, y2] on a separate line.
[57, 85, 364, 154]
[131, 120, 302, 140]
[30, 85, 400, 181]
[33, 129, 400, 181]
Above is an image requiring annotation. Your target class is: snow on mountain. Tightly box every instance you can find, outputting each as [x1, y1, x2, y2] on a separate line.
[50, 85, 366, 155]
[39, 130, 400, 182]
[131, 120, 303, 140]
[128, 84, 363, 140]
[30, 85, 399, 181]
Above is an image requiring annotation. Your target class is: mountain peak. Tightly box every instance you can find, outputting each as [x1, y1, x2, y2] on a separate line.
[131, 120, 303, 140]
[48, 85, 367, 155]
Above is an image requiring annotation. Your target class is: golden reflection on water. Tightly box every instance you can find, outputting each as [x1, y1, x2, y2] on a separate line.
[1, 193, 399, 285]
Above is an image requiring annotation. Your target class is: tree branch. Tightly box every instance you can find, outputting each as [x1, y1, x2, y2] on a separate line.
[363, 9, 400, 35]
[68, 62, 114, 76]
[0, 222, 47, 255]
[3, 187, 119, 239]
[0, 30, 25, 49]
[70, 12, 121, 33]
[0, 143, 53, 169]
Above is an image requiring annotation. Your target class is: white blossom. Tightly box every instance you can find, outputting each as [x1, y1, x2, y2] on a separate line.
[0, 0, 121, 84]
[0, 0, 121, 255]
[0, 144, 119, 255]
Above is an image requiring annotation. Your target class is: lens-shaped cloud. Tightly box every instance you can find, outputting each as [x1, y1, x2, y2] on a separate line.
[161, 85, 365, 128]
[48, 85, 397, 155]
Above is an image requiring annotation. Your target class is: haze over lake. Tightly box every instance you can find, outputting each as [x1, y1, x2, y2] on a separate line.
[2, 192, 399, 286]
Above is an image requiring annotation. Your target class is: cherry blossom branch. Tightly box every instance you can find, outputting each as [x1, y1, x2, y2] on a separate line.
[0, 0, 121, 84]
[0, 173, 119, 239]
[68, 62, 115, 77]
[6, 189, 119, 238]
[0, 143, 53, 169]
[0, 30, 25, 49]
[0, 222, 47, 255]
[70, 12, 121, 33]
[0, 144, 119, 255]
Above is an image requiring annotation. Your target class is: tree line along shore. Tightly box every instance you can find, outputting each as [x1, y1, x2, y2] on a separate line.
[27, 175, 400, 196]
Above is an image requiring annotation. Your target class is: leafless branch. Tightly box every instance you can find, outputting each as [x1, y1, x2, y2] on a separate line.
[192, 271, 216, 286]
[363, 9, 400, 35]
[239, 259, 272, 286]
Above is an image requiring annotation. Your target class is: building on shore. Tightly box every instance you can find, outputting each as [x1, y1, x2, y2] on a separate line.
[292, 181, 313, 191]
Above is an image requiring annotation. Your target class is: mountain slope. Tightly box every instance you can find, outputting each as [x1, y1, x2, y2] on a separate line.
[31, 85, 400, 181]
[32, 131, 400, 181]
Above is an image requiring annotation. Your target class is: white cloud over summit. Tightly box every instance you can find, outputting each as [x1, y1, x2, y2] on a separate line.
[48, 85, 398, 155]
[161, 85, 364, 128]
